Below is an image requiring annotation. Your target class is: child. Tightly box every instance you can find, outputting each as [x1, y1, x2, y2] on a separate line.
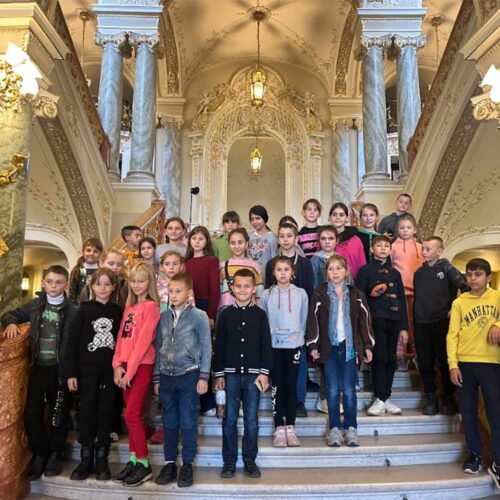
[247, 205, 278, 270]
[61, 268, 123, 481]
[156, 217, 187, 261]
[214, 211, 240, 262]
[219, 228, 264, 309]
[329, 203, 366, 280]
[1, 266, 76, 480]
[262, 215, 306, 263]
[261, 257, 308, 447]
[153, 273, 212, 488]
[357, 203, 381, 263]
[311, 225, 339, 288]
[157, 250, 185, 312]
[355, 235, 408, 416]
[306, 255, 374, 447]
[139, 236, 160, 276]
[413, 236, 468, 415]
[298, 198, 322, 259]
[378, 193, 412, 240]
[121, 225, 142, 270]
[214, 269, 273, 479]
[391, 214, 424, 370]
[69, 238, 104, 305]
[112, 263, 160, 486]
[447, 258, 500, 483]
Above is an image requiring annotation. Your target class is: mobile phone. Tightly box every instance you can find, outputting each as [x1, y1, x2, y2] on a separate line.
[254, 379, 264, 392]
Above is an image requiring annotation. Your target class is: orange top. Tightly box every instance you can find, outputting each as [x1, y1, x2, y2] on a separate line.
[391, 238, 424, 296]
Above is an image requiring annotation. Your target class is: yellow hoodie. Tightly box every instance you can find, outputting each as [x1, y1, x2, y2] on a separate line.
[447, 287, 500, 369]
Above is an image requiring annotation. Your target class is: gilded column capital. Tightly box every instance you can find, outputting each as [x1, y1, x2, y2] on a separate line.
[393, 34, 426, 49]
[128, 33, 160, 53]
[361, 35, 392, 49]
[32, 90, 59, 119]
[94, 32, 128, 51]
[330, 117, 354, 130]
[160, 116, 184, 130]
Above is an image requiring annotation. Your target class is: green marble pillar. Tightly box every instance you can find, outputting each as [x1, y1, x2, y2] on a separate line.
[0, 104, 32, 316]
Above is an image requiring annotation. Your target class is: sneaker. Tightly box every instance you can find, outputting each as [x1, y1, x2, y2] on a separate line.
[28, 455, 46, 481]
[463, 451, 484, 474]
[201, 408, 216, 417]
[326, 427, 344, 447]
[124, 462, 153, 486]
[344, 427, 360, 447]
[177, 463, 194, 488]
[397, 357, 409, 371]
[384, 399, 402, 415]
[150, 427, 165, 444]
[367, 398, 386, 416]
[315, 396, 328, 414]
[95, 446, 111, 481]
[44, 451, 64, 477]
[488, 462, 500, 489]
[110, 432, 120, 443]
[307, 379, 320, 392]
[273, 426, 287, 447]
[70, 447, 94, 481]
[422, 393, 439, 416]
[440, 395, 458, 416]
[113, 461, 136, 483]
[296, 402, 308, 417]
[285, 425, 300, 447]
[243, 461, 261, 478]
[220, 462, 236, 479]
[155, 462, 177, 485]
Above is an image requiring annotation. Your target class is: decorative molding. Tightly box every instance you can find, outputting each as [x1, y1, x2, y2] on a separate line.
[335, 8, 357, 96]
[128, 32, 160, 52]
[361, 35, 393, 48]
[94, 32, 127, 51]
[477, 0, 499, 25]
[471, 91, 500, 125]
[159, 115, 183, 129]
[161, 10, 180, 94]
[393, 34, 427, 48]
[31, 90, 59, 119]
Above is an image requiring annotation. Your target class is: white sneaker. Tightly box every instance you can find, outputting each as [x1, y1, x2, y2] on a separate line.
[315, 396, 328, 414]
[202, 408, 217, 417]
[384, 399, 402, 415]
[367, 398, 386, 416]
[326, 427, 344, 447]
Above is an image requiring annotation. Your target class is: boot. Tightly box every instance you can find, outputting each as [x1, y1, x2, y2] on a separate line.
[70, 446, 94, 480]
[440, 394, 458, 416]
[422, 393, 438, 416]
[95, 446, 111, 481]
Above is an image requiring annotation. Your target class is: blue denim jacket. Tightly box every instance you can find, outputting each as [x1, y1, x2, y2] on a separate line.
[153, 303, 212, 383]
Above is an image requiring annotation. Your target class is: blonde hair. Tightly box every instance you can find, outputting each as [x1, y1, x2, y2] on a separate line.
[127, 262, 160, 306]
[325, 254, 349, 273]
[100, 247, 125, 265]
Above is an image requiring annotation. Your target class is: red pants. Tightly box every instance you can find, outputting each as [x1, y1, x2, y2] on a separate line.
[123, 363, 153, 459]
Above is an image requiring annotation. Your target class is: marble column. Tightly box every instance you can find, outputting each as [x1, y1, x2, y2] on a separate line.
[361, 37, 392, 184]
[331, 119, 352, 203]
[95, 33, 126, 181]
[126, 33, 160, 182]
[396, 36, 425, 183]
[357, 122, 366, 186]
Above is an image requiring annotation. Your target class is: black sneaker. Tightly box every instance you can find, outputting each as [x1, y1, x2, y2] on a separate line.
[306, 379, 320, 392]
[488, 462, 500, 489]
[44, 451, 64, 477]
[177, 463, 193, 488]
[220, 462, 236, 478]
[95, 446, 111, 481]
[113, 461, 136, 483]
[296, 402, 308, 418]
[70, 447, 95, 481]
[155, 462, 177, 485]
[243, 461, 261, 478]
[28, 456, 46, 481]
[463, 451, 484, 474]
[422, 393, 438, 416]
[440, 395, 458, 416]
[124, 462, 153, 486]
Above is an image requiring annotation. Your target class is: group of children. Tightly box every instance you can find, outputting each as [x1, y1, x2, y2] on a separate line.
[2, 195, 500, 490]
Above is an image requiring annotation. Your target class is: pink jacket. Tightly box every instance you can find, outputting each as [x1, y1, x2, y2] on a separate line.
[335, 235, 366, 280]
[391, 238, 424, 295]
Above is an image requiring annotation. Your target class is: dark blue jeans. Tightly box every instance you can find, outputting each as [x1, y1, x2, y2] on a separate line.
[159, 370, 199, 464]
[324, 343, 358, 430]
[222, 373, 261, 465]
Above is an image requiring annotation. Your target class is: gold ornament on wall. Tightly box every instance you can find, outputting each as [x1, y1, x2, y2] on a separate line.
[0, 229, 9, 259]
[0, 60, 23, 112]
[0, 154, 28, 186]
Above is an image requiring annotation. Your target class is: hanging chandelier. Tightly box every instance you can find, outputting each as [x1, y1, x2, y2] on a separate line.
[78, 9, 92, 87]
[250, 135, 263, 175]
[250, 8, 266, 107]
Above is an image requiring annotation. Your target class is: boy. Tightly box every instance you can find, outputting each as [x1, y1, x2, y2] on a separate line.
[378, 193, 412, 240]
[153, 272, 212, 488]
[214, 211, 240, 262]
[1, 266, 76, 480]
[355, 235, 408, 416]
[298, 198, 322, 259]
[447, 258, 500, 486]
[121, 225, 142, 269]
[413, 236, 468, 415]
[214, 269, 273, 479]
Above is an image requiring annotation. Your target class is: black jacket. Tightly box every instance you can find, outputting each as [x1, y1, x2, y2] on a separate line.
[214, 303, 273, 378]
[1, 291, 76, 364]
[264, 253, 314, 298]
[413, 259, 468, 323]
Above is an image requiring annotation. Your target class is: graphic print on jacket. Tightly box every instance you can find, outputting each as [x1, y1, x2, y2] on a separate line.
[88, 317, 115, 352]
[122, 313, 136, 339]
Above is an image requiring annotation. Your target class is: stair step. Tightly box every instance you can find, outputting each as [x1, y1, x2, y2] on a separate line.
[30, 462, 497, 499]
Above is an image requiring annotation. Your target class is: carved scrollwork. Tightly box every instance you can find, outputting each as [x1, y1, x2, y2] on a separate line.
[0, 154, 28, 187]
[472, 94, 500, 125]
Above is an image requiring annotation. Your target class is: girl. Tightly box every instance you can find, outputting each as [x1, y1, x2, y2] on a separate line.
[219, 228, 264, 309]
[263, 216, 306, 263]
[310, 225, 339, 289]
[62, 268, 123, 481]
[261, 257, 308, 448]
[247, 205, 278, 270]
[69, 238, 104, 305]
[306, 255, 374, 447]
[112, 263, 160, 487]
[357, 203, 381, 263]
[391, 214, 424, 371]
[139, 236, 160, 276]
[155, 217, 187, 261]
[328, 203, 366, 280]
[157, 250, 185, 312]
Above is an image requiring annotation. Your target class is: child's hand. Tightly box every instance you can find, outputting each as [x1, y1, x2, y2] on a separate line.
[310, 349, 320, 361]
[154, 383, 160, 396]
[119, 375, 131, 389]
[197, 379, 208, 395]
[214, 377, 225, 390]
[399, 330, 409, 344]
[488, 325, 500, 344]
[67, 378, 78, 391]
[255, 374, 269, 392]
[450, 367, 463, 387]
[3, 324, 19, 339]
[363, 349, 373, 363]
[114, 366, 126, 386]
[209, 318, 215, 329]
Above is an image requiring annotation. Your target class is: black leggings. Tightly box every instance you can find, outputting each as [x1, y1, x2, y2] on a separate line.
[272, 348, 301, 427]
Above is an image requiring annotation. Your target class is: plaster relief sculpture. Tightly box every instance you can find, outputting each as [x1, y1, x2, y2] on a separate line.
[0, 154, 27, 186]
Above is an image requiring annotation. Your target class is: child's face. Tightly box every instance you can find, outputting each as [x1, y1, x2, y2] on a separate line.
[83, 245, 101, 265]
[278, 228, 297, 251]
[42, 272, 68, 297]
[466, 269, 491, 293]
[274, 262, 293, 286]
[161, 255, 183, 279]
[250, 214, 266, 232]
[372, 240, 391, 260]
[327, 261, 348, 286]
[361, 209, 377, 230]
[102, 253, 124, 274]
[329, 209, 347, 230]
[396, 196, 411, 214]
[190, 232, 207, 254]
[126, 230, 142, 249]
[92, 274, 116, 302]
[319, 230, 337, 253]
[130, 273, 150, 300]
[398, 221, 416, 240]
[422, 240, 443, 263]
[166, 221, 184, 243]
[223, 220, 238, 233]
[303, 203, 321, 224]
[140, 241, 155, 260]
[168, 280, 191, 308]
[229, 234, 247, 258]
[231, 276, 255, 303]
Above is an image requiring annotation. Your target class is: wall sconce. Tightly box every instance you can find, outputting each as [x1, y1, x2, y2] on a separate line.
[21, 273, 29, 297]
[472, 64, 500, 127]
